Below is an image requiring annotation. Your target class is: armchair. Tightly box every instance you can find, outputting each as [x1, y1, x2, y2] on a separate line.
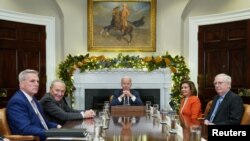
[240, 104, 250, 125]
[203, 100, 213, 118]
[0, 108, 40, 141]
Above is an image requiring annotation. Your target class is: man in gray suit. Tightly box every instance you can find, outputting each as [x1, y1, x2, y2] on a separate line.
[204, 73, 243, 125]
[40, 80, 95, 125]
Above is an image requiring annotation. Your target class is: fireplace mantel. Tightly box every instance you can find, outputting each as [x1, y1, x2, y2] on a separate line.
[73, 68, 172, 110]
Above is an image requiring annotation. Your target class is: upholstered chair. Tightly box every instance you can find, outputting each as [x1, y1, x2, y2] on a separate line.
[240, 104, 250, 125]
[0, 108, 40, 141]
[203, 100, 213, 118]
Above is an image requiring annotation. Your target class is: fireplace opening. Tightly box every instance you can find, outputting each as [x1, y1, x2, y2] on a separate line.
[85, 89, 160, 110]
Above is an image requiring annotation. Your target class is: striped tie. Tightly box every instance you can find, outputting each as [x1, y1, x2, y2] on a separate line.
[31, 99, 49, 130]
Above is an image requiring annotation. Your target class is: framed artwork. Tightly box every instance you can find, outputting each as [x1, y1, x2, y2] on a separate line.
[87, 0, 156, 52]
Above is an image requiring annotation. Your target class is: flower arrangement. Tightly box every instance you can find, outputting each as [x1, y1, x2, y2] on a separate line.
[58, 52, 190, 111]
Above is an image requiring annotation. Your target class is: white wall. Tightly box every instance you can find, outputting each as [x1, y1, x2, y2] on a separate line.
[188, 0, 250, 17]
[2, 0, 250, 88]
[0, 0, 188, 67]
[56, 0, 188, 57]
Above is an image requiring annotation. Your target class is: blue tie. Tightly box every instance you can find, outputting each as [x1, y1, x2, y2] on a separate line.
[210, 97, 223, 122]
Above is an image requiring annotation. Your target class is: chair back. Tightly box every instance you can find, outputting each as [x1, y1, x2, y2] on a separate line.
[240, 104, 250, 125]
[109, 95, 113, 103]
[0, 108, 12, 135]
[203, 100, 213, 117]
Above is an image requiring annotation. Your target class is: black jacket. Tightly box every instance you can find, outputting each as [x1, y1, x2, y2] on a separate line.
[40, 93, 83, 125]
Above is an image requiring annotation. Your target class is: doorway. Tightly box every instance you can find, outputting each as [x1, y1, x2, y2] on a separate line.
[198, 20, 250, 110]
[0, 20, 46, 107]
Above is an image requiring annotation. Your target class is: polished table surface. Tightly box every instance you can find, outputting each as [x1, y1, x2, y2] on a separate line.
[62, 114, 181, 141]
[59, 106, 207, 141]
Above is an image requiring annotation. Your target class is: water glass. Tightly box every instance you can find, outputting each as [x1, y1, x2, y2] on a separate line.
[153, 104, 159, 116]
[102, 118, 110, 129]
[160, 109, 168, 124]
[103, 105, 110, 120]
[145, 101, 151, 113]
[104, 101, 110, 110]
[190, 125, 202, 141]
[170, 114, 177, 133]
[94, 118, 103, 138]
[99, 112, 105, 119]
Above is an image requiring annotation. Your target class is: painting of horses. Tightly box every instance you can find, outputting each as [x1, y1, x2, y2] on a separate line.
[87, 0, 156, 52]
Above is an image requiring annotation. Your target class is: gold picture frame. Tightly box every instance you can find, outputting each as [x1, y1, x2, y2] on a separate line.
[87, 0, 156, 52]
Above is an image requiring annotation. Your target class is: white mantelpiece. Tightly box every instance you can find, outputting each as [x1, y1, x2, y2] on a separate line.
[73, 68, 172, 110]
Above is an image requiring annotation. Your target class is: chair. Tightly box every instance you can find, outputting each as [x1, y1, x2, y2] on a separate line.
[109, 95, 113, 103]
[203, 100, 213, 118]
[0, 108, 40, 141]
[240, 104, 250, 125]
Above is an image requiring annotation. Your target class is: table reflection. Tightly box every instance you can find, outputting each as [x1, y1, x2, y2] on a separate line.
[61, 112, 206, 141]
[179, 114, 207, 141]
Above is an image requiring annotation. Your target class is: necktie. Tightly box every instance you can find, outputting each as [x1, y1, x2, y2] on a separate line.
[123, 96, 130, 105]
[31, 99, 49, 130]
[209, 97, 223, 122]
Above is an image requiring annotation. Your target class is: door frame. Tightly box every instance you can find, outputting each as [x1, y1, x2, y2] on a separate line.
[0, 9, 56, 91]
[186, 9, 250, 89]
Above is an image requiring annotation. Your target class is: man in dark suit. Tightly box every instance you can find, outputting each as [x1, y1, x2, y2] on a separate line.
[6, 69, 61, 141]
[110, 76, 143, 106]
[204, 73, 244, 125]
[40, 79, 96, 125]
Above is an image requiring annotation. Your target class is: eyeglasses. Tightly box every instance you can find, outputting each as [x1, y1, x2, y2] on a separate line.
[213, 81, 224, 86]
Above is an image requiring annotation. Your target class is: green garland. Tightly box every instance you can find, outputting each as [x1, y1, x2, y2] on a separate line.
[58, 52, 190, 111]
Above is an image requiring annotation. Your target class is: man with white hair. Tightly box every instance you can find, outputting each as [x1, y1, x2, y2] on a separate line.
[204, 73, 243, 125]
[40, 79, 96, 125]
[110, 76, 143, 106]
[6, 69, 61, 141]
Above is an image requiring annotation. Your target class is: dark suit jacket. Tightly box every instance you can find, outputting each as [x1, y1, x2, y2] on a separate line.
[40, 93, 83, 125]
[206, 90, 243, 125]
[110, 89, 143, 106]
[6, 90, 58, 141]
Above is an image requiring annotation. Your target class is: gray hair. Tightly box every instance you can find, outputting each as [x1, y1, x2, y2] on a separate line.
[50, 79, 66, 89]
[121, 76, 132, 83]
[215, 73, 232, 85]
[19, 69, 38, 82]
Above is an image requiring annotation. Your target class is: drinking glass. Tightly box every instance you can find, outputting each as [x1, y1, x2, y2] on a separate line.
[169, 114, 177, 133]
[104, 101, 110, 110]
[190, 125, 202, 141]
[103, 103, 110, 120]
[160, 109, 168, 124]
[94, 118, 103, 138]
[145, 101, 151, 113]
[99, 112, 105, 119]
[102, 118, 110, 129]
[153, 104, 159, 117]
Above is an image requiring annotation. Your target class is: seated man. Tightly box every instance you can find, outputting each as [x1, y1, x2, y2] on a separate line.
[7, 69, 61, 141]
[110, 76, 143, 106]
[204, 73, 243, 125]
[40, 80, 96, 125]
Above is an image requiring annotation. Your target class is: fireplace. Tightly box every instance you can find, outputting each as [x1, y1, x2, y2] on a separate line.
[73, 68, 171, 110]
[85, 89, 160, 110]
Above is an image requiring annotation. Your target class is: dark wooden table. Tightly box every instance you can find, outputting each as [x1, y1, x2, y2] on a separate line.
[62, 114, 181, 141]
[57, 106, 207, 141]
